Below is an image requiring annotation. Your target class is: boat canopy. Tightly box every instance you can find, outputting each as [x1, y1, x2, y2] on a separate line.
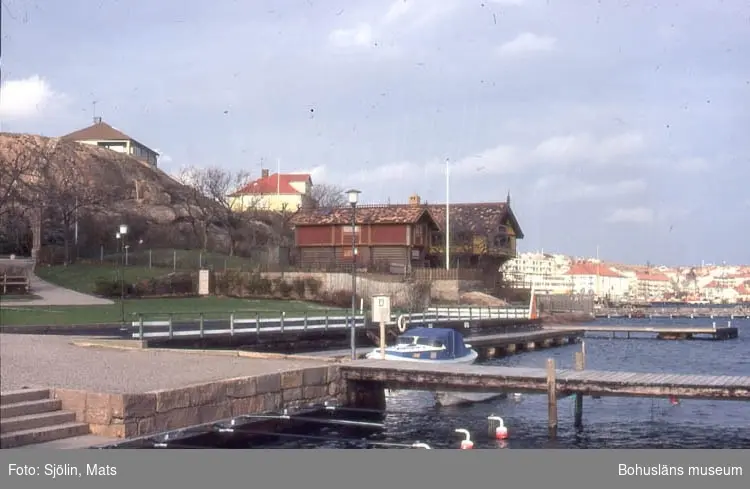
[400, 327, 470, 359]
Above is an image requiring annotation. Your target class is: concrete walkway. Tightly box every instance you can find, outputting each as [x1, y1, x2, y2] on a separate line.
[0, 276, 114, 307]
[0, 334, 331, 393]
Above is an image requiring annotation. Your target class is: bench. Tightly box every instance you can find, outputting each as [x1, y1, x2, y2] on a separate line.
[1, 273, 30, 294]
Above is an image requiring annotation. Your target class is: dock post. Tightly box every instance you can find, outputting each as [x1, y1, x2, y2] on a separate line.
[574, 350, 585, 429]
[379, 321, 386, 359]
[546, 358, 558, 439]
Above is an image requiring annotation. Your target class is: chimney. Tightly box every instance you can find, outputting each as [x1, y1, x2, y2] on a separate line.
[409, 194, 421, 206]
[261, 169, 269, 178]
[93, 117, 102, 124]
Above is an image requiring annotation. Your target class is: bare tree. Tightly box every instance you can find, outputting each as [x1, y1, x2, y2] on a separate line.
[0, 136, 41, 218]
[308, 182, 346, 208]
[174, 166, 221, 250]
[29, 140, 109, 264]
[177, 165, 266, 256]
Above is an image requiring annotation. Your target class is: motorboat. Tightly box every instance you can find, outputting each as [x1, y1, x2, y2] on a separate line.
[365, 327, 505, 406]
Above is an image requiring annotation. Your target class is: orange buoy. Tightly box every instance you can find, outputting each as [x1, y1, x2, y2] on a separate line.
[487, 415, 509, 440]
[455, 429, 474, 449]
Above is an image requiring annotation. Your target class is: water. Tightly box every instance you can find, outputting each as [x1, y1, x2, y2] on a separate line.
[263, 317, 750, 449]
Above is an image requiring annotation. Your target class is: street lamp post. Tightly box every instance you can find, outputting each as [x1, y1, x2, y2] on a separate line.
[118, 224, 128, 325]
[345, 189, 361, 360]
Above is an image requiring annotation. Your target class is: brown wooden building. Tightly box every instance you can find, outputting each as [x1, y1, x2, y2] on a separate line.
[288, 205, 441, 271]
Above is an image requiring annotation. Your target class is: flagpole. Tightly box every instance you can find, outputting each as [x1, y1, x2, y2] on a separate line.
[445, 158, 450, 270]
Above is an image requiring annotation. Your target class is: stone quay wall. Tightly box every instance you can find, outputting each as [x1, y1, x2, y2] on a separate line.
[52, 365, 344, 438]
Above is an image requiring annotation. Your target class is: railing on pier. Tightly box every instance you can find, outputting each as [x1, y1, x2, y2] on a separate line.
[128, 305, 533, 340]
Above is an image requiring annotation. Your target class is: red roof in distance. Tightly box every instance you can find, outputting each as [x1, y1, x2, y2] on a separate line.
[234, 173, 311, 195]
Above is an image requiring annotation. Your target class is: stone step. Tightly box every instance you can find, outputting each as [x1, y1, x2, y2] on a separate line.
[0, 388, 50, 405]
[1, 410, 76, 434]
[0, 422, 90, 449]
[0, 399, 62, 419]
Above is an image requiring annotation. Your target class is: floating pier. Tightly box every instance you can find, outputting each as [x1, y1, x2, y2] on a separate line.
[549, 324, 739, 340]
[340, 354, 750, 437]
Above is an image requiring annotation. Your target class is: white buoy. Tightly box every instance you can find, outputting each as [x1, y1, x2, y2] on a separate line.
[455, 429, 474, 449]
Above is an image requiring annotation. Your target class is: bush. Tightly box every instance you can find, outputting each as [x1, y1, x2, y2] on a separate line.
[304, 277, 321, 297]
[246, 273, 273, 296]
[132, 272, 195, 297]
[93, 279, 134, 298]
[276, 280, 294, 298]
[317, 289, 360, 308]
[292, 278, 307, 298]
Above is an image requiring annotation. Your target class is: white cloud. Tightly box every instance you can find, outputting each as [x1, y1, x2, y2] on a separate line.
[329, 24, 374, 48]
[0, 75, 61, 121]
[604, 207, 655, 224]
[383, 0, 412, 24]
[293, 165, 327, 182]
[329, 0, 460, 50]
[533, 177, 648, 203]
[497, 32, 557, 57]
[531, 132, 646, 167]
[360, 130, 649, 184]
[674, 156, 709, 172]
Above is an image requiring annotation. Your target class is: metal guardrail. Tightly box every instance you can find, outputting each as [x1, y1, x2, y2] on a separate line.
[129, 306, 534, 340]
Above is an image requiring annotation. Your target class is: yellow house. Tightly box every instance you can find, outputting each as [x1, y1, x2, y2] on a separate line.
[230, 170, 314, 212]
[62, 117, 159, 167]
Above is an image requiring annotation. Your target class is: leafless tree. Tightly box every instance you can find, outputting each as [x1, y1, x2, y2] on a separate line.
[176, 165, 265, 256]
[308, 182, 346, 208]
[0, 136, 41, 218]
[29, 140, 110, 264]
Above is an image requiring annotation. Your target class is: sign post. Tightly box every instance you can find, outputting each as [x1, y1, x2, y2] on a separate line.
[371, 295, 392, 360]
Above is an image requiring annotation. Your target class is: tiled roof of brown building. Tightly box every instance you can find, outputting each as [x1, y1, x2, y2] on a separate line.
[289, 205, 440, 228]
[289, 200, 524, 238]
[62, 120, 157, 154]
[424, 202, 524, 239]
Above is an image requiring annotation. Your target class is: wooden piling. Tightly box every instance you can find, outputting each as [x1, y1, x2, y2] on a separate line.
[574, 350, 585, 429]
[546, 358, 557, 438]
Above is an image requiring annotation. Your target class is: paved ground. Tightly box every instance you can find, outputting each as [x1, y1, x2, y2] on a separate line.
[0, 334, 330, 393]
[1, 276, 115, 307]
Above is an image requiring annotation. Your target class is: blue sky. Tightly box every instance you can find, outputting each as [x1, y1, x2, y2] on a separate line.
[1, 0, 748, 266]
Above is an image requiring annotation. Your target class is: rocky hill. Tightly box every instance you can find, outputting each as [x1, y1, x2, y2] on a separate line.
[0, 133, 280, 262]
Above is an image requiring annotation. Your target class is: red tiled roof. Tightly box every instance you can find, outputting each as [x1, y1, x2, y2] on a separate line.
[566, 262, 625, 277]
[736, 284, 750, 295]
[289, 206, 440, 228]
[233, 173, 311, 195]
[635, 271, 670, 282]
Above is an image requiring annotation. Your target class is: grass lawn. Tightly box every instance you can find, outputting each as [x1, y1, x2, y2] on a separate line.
[0, 296, 345, 326]
[35, 264, 171, 294]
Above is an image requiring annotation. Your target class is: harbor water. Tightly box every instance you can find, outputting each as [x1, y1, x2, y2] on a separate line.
[260, 317, 750, 449]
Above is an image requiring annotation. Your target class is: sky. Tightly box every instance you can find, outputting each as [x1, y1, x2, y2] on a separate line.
[1, 0, 749, 266]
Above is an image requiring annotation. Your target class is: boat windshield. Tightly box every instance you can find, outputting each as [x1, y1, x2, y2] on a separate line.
[416, 337, 444, 348]
[396, 336, 446, 348]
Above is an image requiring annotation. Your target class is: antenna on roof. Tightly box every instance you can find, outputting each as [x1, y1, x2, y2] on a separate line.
[92, 101, 100, 124]
[506, 190, 511, 205]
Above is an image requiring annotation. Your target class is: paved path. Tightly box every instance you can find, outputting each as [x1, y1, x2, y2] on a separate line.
[0, 275, 114, 307]
[0, 334, 330, 393]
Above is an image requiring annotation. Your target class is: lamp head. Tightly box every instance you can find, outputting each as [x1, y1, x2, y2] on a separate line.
[345, 189, 361, 206]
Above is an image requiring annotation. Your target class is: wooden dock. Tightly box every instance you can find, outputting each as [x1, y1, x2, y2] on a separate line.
[340, 356, 750, 436]
[548, 324, 739, 340]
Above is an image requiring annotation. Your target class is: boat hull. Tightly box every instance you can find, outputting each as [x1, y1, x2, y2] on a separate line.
[435, 391, 507, 407]
[369, 349, 502, 406]
[365, 350, 478, 364]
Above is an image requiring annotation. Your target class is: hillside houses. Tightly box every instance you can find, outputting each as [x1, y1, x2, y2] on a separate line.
[501, 252, 749, 303]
